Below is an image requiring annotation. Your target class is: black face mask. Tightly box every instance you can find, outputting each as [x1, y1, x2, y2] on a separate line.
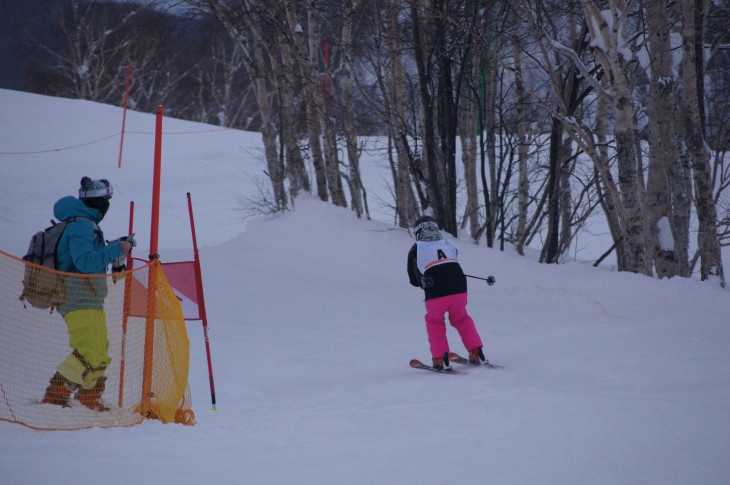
[83, 197, 110, 220]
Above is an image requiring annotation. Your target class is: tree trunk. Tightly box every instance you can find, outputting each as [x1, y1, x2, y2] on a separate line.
[542, 119, 562, 263]
[308, 2, 347, 208]
[340, 0, 365, 217]
[285, 0, 329, 202]
[205, 0, 286, 209]
[582, 0, 648, 274]
[385, 0, 418, 226]
[558, 135, 574, 257]
[252, 40, 287, 210]
[645, 0, 682, 278]
[681, 0, 726, 286]
[458, 86, 479, 240]
[276, 28, 311, 199]
[411, 2, 443, 225]
[514, 30, 529, 255]
[594, 75, 627, 268]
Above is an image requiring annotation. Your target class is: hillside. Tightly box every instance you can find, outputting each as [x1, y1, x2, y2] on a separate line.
[1, 89, 729, 484]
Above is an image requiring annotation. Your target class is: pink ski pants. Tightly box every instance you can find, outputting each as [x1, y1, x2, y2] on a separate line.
[424, 293, 483, 358]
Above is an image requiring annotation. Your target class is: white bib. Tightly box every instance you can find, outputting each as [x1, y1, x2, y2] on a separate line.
[416, 239, 459, 274]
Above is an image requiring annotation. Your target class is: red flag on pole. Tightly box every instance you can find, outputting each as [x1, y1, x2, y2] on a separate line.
[160, 261, 200, 320]
[127, 260, 200, 321]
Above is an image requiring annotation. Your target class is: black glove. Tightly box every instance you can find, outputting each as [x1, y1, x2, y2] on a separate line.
[112, 259, 126, 273]
[486, 276, 496, 286]
[421, 277, 434, 289]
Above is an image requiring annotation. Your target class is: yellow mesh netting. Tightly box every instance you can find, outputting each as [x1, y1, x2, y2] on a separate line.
[0, 250, 195, 430]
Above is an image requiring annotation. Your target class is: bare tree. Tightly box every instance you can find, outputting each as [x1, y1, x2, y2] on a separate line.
[285, 0, 329, 202]
[307, 2, 347, 207]
[581, 0, 648, 275]
[203, 0, 287, 210]
[644, 0, 689, 278]
[27, 0, 141, 102]
[272, 14, 311, 199]
[680, 0, 725, 286]
[339, 0, 367, 217]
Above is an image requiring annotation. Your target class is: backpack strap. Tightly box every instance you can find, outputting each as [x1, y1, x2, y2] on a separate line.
[65, 216, 102, 239]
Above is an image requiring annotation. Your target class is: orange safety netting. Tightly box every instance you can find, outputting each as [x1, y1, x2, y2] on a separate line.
[0, 249, 195, 430]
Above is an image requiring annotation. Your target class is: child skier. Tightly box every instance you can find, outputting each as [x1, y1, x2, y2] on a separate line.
[407, 216, 486, 371]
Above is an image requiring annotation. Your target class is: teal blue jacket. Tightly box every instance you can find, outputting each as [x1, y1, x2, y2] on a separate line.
[53, 196, 126, 315]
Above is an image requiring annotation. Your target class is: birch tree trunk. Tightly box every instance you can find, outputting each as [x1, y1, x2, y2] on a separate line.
[385, 0, 419, 226]
[558, 135, 575, 257]
[252, 38, 287, 210]
[458, 48, 480, 240]
[594, 77, 627, 268]
[205, 0, 286, 210]
[680, 0, 726, 286]
[411, 2, 443, 225]
[285, 0, 329, 202]
[340, 0, 365, 216]
[308, 2, 347, 207]
[513, 30, 530, 255]
[582, 0, 649, 275]
[484, 28, 499, 247]
[644, 0, 684, 278]
[276, 27, 311, 199]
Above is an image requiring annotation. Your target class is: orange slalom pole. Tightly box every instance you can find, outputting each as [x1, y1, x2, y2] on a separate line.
[118, 200, 135, 407]
[187, 192, 217, 411]
[141, 105, 163, 417]
[117, 63, 131, 169]
[149, 106, 163, 261]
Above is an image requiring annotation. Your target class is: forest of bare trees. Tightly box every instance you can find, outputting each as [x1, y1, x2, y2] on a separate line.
[16, 0, 730, 286]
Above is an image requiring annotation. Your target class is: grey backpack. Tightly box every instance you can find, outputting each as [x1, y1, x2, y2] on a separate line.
[19, 217, 94, 312]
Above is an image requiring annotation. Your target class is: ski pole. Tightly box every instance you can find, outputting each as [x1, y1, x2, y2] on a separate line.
[465, 274, 496, 286]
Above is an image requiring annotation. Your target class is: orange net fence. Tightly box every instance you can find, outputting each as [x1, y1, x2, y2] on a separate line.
[0, 249, 195, 430]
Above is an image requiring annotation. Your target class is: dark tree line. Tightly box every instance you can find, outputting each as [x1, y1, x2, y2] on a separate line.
[7, 0, 730, 286]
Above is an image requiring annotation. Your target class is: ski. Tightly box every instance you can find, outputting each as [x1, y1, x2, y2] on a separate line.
[448, 352, 504, 369]
[409, 359, 456, 374]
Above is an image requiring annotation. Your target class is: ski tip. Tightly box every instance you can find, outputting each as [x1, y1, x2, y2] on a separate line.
[409, 359, 424, 367]
[448, 352, 464, 360]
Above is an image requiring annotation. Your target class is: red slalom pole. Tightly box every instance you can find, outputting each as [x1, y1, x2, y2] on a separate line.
[187, 192, 217, 410]
[118, 200, 135, 407]
[117, 62, 131, 169]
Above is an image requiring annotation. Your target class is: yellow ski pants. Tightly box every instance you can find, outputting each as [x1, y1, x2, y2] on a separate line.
[57, 309, 112, 390]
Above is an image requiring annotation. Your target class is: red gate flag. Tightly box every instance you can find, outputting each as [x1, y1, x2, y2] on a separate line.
[127, 260, 200, 320]
[161, 261, 200, 320]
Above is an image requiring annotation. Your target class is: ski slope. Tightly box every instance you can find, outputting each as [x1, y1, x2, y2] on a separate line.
[1, 89, 729, 484]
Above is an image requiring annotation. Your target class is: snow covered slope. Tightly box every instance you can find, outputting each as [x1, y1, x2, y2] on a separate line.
[1, 89, 729, 484]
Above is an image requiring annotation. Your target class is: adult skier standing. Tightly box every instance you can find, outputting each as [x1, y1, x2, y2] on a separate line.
[40, 177, 134, 410]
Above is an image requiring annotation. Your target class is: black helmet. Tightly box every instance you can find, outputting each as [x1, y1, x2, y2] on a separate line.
[414, 215, 441, 241]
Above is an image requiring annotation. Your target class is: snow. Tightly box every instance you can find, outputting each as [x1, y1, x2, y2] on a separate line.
[656, 216, 674, 251]
[1, 89, 730, 484]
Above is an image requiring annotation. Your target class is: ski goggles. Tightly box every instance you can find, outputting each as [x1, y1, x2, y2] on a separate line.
[79, 179, 113, 199]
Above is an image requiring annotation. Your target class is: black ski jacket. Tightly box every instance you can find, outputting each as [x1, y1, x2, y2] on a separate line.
[407, 240, 467, 300]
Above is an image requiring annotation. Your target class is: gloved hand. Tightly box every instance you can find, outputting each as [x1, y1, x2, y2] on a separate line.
[118, 233, 136, 256]
[111, 256, 126, 283]
[486, 275, 496, 286]
[108, 233, 136, 255]
[111, 234, 135, 283]
[120, 233, 137, 248]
